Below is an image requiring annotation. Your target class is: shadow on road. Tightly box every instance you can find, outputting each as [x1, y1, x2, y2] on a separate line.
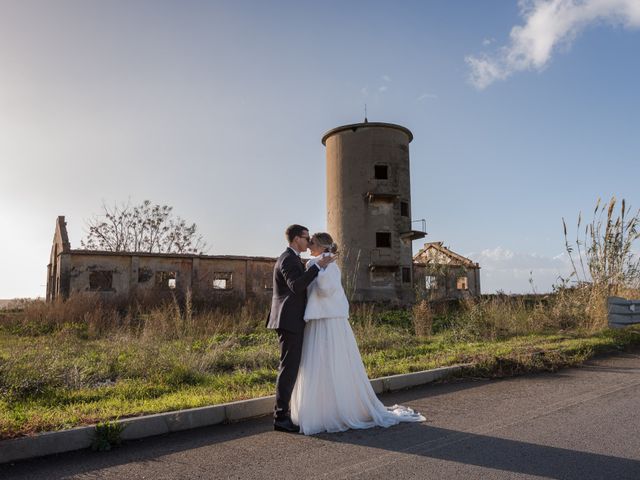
[0, 417, 272, 479]
[578, 365, 640, 374]
[3, 359, 640, 479]
[4, 418, 639, 479]
[315, 423, 640, 479]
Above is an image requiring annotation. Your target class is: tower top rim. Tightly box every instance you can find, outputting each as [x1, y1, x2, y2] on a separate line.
[321, 122, 413, 146]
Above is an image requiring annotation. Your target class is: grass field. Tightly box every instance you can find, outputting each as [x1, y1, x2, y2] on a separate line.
[1, 289, 640, 440]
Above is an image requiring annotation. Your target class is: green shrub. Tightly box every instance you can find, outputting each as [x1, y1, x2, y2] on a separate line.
[92, 420, 126, 451]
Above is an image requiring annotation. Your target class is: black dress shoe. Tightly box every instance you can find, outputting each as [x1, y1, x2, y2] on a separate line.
[274, 417, 300, 433]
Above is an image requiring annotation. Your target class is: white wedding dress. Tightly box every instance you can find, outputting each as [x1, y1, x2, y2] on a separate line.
[290, 254, 425, 435]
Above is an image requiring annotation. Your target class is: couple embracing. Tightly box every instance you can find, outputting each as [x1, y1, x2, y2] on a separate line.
[266, 224, 425, 435]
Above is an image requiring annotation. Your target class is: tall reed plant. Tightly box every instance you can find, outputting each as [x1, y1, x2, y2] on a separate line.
[560, 197, 640, 330]
[562, 197, 640, 290]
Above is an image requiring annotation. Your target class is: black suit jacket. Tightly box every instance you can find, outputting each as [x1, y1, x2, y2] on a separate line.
[266, 248, 320, 333]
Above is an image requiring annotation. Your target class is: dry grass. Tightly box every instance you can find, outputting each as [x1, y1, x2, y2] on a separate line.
[434, 285, 640, 343]
[2, 291, 640, 439]
[1, 291, 268, 340]
[412, 300, 433, 336]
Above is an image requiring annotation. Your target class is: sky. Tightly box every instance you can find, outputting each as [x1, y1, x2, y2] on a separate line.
[1, 0, 639, 298]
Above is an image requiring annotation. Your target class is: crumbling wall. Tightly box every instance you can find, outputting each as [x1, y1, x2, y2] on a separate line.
[49, 247, 277, 305]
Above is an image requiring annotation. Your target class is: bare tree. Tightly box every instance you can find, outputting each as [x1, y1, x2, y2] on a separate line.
[81, 200, 208, 254]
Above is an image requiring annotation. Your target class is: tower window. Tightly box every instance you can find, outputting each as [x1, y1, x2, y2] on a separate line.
[374, 165, 388, 180]
[400, 201, 409, 217]
[376, 232, 391, 248]
[402, 267, 411, 283]
[457, 276, 468, 290]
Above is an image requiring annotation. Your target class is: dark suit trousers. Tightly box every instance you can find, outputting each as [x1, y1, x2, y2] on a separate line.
[274, 328, 304, 420]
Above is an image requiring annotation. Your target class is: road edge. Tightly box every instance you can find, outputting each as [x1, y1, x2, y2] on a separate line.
[0, 363, 471, 464]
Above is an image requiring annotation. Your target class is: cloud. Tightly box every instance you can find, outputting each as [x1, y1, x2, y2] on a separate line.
[417, 93, 438, 101]
[465, 246, 572, 293]
[482, 37, 495, 46]
[361, 86, 369, 96]
[382, 75, 391, 82]
[378, 85, 388, 92]
[466, 0, 640, 89]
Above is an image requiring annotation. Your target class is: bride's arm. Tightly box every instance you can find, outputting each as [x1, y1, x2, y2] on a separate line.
[305, 257, 319, 271]
[313, 262, 340, 297]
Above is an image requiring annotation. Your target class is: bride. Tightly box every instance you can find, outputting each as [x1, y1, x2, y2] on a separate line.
[290, 232, 425, 435]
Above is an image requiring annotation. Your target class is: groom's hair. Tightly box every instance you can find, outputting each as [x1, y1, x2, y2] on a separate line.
[286, 224, 308, 243]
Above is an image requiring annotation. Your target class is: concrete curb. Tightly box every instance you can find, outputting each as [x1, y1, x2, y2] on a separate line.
[0, 363, 471, 464]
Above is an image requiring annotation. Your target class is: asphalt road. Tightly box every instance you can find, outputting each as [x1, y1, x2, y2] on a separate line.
[2, 350, 640, 479]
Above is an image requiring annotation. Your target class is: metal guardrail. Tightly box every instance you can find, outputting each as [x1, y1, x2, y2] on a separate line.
[607, 296, 640, 329]
[412, 218, 427, 233]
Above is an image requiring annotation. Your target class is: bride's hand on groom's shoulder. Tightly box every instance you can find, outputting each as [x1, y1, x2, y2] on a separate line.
[317, 254, 338, 269]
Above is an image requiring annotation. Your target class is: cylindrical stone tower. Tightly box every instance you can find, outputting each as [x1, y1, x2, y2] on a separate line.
[322, 121, 425, 304]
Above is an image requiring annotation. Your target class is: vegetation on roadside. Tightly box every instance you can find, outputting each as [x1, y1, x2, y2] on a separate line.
[1, 293, 639, 440]
[91, 420, 126, 451]
[1, 197, 639, 439]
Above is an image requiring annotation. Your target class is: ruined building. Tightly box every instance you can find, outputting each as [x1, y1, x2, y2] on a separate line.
[413, 242, 481, 300]
[47, 121, 480, 304]
[46, 216, 276, 302]
[323, 121, 426, 303]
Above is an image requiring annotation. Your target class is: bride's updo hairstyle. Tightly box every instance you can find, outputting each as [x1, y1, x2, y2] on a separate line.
[312, 232, 339, 254]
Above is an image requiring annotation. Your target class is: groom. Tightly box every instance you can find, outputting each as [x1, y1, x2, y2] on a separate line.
[267, 224, 335, 432]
